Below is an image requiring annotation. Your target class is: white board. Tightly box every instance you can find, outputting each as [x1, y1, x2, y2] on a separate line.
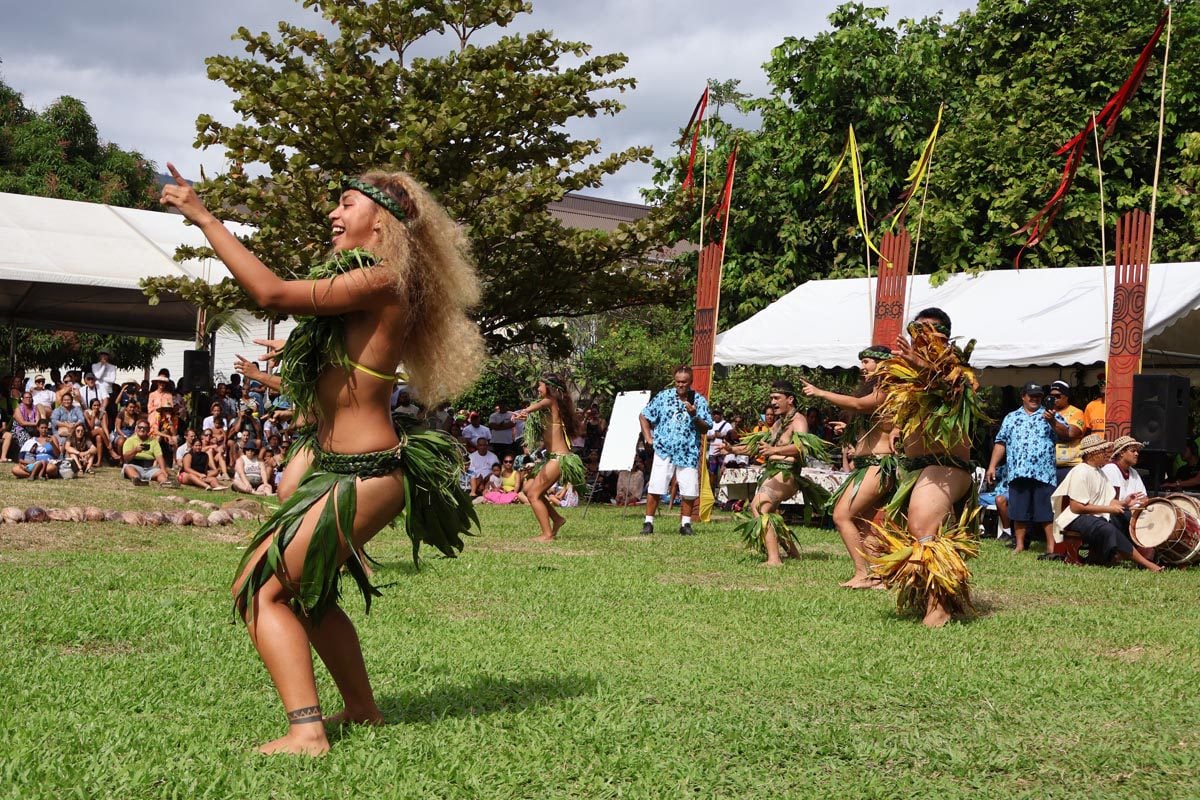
[598, 390, 652, 472]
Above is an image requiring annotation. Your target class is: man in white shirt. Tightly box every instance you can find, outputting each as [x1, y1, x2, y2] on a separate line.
[1051, 434, 1160, 570]
[201, 401, 228, 432]
[392, 387, 420, 418]
[91, 350, 118, 397]
[461, 411, 491, 447]
[1101, 435, 1148, 501]
[30, 376, 55, 416]
[79, 372, 106, 408]
[488, 403, 516, 458]
[467, 437, 500, 496]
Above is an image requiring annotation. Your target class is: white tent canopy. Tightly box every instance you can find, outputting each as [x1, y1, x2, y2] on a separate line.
[714, 263, 1200, 385]
[0, 192, 245, 340]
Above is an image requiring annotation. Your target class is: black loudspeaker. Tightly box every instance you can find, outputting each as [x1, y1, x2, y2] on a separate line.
[182, 349, 212, 392]
[1131, 374, 1190, 453]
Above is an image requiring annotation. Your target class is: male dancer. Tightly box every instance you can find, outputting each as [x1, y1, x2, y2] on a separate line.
[871, 308, 987, 627]
[638, 366, 713, 536]
[721, 380, 825, 565]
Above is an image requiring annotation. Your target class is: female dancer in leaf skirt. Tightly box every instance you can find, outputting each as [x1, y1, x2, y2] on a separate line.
[161, 164, 484, 755]
[800, 345, 898, 589]
[512, 374, 584, 541]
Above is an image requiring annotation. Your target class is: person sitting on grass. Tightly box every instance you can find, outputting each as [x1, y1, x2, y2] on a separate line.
[467, 437, 500, 497]
[178, 437, 226, 491]
[122, 418, 169, 486]
[208, 418, 232, 478]
[12, 419, 59, 480]
[111, 401, 139, 459]
[473, 462, 505, 505]
[64, 422, 98, 474]
[84, 397, 116, 465]
[480, 455, 523, 504]
[547, 482, 579, 508]
[1051, 434, 1161, 572]
[232, 444, 274, 495]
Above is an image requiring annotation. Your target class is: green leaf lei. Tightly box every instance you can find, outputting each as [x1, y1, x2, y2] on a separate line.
[276, 248, 378, 421]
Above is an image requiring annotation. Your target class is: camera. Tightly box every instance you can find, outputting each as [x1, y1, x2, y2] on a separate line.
[1041, 394, 1056, 411]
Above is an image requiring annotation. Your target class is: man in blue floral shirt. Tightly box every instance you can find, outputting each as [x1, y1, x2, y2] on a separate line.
[638, 366, 713, 536]
[986, 382, 1074, 556]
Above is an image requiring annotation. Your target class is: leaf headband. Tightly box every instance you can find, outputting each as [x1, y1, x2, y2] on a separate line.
[542, 374, 567, 392]
[340, 177, 407, 222]
[907, 320, 951, 337]
[858, 346, 892, 361]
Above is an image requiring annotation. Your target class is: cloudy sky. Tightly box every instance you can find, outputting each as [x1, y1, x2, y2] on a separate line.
[3, 0, 977, 203]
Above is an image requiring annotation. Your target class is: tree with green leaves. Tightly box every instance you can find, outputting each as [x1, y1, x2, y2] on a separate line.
[0, 76, 158, 208]
[650, 0, 1200, 327]
[148, 0, 685, 355]
[0, 72, 162, 370]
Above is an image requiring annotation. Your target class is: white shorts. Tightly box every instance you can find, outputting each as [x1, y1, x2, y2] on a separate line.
[646, 451, 700, 499]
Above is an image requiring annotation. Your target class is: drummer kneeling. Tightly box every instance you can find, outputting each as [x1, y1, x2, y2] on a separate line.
[1051, 434, 1163, 572]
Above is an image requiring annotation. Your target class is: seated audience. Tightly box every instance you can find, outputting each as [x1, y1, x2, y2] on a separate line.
[84, 397, 116, 465]
[111, 401, 139, 457]
[480, 454, 524, 505]
[64, 421, 98, 474]
[122, 418, 169, 486]
[615, 458, 646, 506]
[30, 376, 55, 417]
[232, 445, 273, 495]
[209, 418, 231, 475]
[1163, 440, 1200, 491]
[1051, 434, 1161, 571]
[548, 482, 579, 508]
[12, 420, 60, 479]
[468, 437, 500, 496]
[177, 438, 226, 490]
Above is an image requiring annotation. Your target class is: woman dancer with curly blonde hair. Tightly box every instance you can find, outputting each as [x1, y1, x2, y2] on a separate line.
[162, 165, 484, 755]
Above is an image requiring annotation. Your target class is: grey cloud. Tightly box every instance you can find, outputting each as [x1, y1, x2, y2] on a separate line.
[2, 0, 977, 202]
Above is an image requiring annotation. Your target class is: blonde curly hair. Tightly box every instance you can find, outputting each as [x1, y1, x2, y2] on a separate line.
[357, 170, 485, 405]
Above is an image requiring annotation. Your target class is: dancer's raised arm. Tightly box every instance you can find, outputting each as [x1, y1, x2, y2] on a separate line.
[159, 163, 388, 314]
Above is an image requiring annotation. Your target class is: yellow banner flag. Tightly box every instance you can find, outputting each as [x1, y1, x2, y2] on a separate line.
[822, 125, 888, 266]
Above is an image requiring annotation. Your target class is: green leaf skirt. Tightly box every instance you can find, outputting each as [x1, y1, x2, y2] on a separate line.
[530, 451, 586, 490]
[233, 415, 477, 624]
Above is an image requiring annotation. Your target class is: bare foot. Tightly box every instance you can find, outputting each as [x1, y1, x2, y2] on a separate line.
[551, 516, 566, 537]
[256, 726, 330, 756]
[324, 708, 385, 727]
[922, 596, 952, 628]
[760, 559, 784, 568]
[533, 533, 556, 542]
[842, 576, 884, 590]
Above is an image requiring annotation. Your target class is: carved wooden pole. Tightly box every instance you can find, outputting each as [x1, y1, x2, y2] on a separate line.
[872, 228, 912, 347]
[690, 242, 723, 397]
[1104, 209, 1151, 439]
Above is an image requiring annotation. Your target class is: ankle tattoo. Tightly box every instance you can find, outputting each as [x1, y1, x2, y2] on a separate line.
[286, 705, 323, 725]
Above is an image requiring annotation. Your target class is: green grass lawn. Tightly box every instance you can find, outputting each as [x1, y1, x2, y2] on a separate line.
[1, 473, 1198, 799]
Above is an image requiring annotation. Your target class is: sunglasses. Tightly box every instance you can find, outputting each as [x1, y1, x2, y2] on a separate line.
[503, 459, 514, 464]
[1048, 393, 1063, 399]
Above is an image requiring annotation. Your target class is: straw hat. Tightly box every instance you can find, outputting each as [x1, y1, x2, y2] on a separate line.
[1079, 433, 1112, 456]
[1111, 435, 1143, 457]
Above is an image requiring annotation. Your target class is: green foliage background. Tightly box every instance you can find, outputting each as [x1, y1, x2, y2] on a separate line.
[648, 0, 1200, 327]
[0, 72, 163, 370]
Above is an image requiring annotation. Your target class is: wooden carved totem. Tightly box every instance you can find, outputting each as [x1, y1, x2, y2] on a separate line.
[1104, 209, 1152, 440]
[690, 241, 724, 397]
[871, 228, 912, 347]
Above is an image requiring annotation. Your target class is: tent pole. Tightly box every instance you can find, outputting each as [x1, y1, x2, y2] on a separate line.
[7, 321, 14, 377]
